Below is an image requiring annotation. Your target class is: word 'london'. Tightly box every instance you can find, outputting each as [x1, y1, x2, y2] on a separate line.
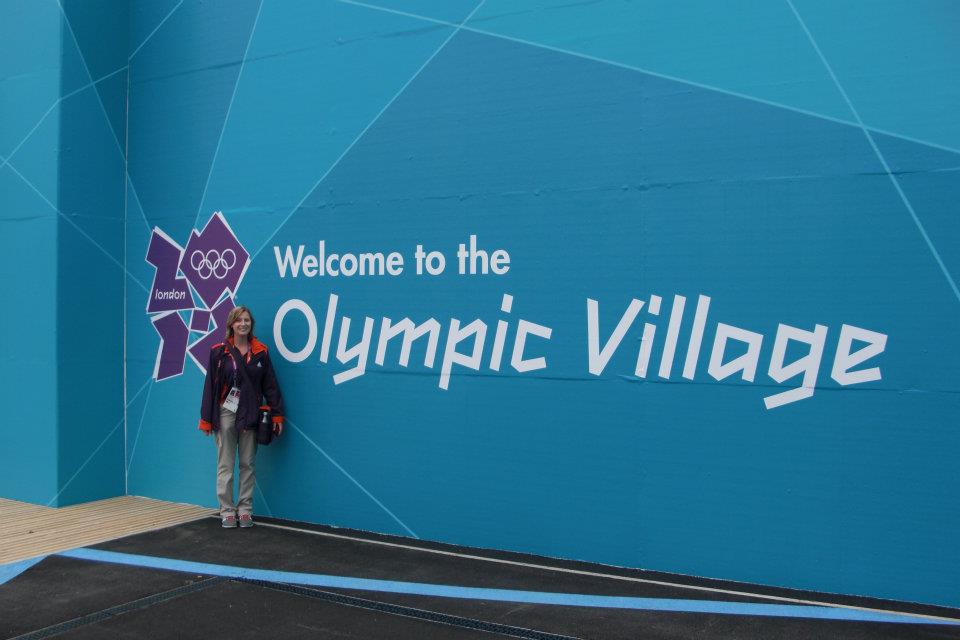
[271, 293, 886, 410]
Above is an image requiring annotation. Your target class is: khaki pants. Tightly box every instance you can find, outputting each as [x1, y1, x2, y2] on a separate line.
[215, 407, 257, 517]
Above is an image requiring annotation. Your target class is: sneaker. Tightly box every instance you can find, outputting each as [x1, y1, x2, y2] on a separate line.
[221, 515, 237, 528]
[238, 514, 254, 528]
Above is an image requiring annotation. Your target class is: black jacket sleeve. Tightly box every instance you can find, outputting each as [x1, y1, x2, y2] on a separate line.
[261, 350, 285, 422]
[198, 347, 218, 431]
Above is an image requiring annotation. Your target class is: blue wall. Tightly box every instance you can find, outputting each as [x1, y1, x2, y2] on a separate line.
[2, 0, 959, 608]
[0, 0, 127, 506]
[55, 0, 129, 506]
[0, 0, 62, 504]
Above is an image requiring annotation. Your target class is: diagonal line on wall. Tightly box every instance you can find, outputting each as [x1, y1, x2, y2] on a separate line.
[334, 0, 960, 159]
[127, 174, 152, 236]
[57, 0, 127, 157]
[287, 420, 420, 539]
[0, 63, 152, 237]
[786, 0, 960, 305]
[56, 1, 154, 237]
[254, 481, 274, 517]
[0, 66, 127, 173]
[46, 378, 152, 507]
[125, 379, 155, 475]
[2, 157, 149, 292]
[191, 0, 265, 231]
[129, 0, 185, 60]
[126, 0, 189, 233]
[124, 0, 187, 236]
[249, 0, 488, 261]
[859, 127, 960, 159]
[0, 11, 156, 237]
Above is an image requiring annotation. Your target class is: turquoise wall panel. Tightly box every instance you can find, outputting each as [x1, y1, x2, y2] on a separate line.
[791, 0, 960, 150]
[1, 0, 956, 609]
[0, 0, 62, 505]
[0, 0, 61, 155]
[123, 2, 960, 608]
[54, 0, 128, 506]
[0, 171, 59, 505]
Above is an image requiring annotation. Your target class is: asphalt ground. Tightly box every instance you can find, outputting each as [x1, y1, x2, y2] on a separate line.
[2, 516, 958, 639]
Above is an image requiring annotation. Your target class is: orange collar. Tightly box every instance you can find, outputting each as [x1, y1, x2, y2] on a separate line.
[227, 336, 267, 355]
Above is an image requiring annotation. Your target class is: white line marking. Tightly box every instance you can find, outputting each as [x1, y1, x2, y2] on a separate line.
[287, 420, 419, 538]
[254, 481, 274, 517]
[0, 66, 126, 173]
[125, 379, 155, 474]
[47, 378, 152, 507]
[57, 1, 126, 156]
[192, 0, 264, 230]
[56, 1, 152, 235]
[3, 160, 150, 292]
[334, 0, 960, 158]
[129, 0, 185, 60]
[786, 0, 960, 304]
[242, 518, 958, 625]
[250, 0, 488, 261]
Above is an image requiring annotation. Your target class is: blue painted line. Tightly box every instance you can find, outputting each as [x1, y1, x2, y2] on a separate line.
[0, 556, 46, 586]
[57, 548, 955, 626]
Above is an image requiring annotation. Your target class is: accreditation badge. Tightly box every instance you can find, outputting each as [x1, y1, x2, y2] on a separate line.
[222, 386, 241, 413]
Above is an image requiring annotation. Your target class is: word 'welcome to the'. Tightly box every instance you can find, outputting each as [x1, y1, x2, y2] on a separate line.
[273, 235, 510, 277]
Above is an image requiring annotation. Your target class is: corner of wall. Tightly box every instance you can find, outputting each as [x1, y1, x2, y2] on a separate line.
[53, 0, 130, 506]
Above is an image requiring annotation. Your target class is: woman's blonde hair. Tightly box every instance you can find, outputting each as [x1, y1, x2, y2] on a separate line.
[224, 306, 255, 340]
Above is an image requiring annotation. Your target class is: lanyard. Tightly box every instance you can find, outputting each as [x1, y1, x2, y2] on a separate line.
[226, 348, 246, 387]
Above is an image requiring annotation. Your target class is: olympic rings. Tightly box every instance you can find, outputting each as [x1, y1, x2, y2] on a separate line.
[190, 248, 236, 280]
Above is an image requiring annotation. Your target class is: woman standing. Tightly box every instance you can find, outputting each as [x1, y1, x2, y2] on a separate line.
[198, 306, 284, 528]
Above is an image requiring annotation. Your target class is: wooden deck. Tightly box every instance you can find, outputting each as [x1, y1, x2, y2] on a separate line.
[0, 496, 213, 564]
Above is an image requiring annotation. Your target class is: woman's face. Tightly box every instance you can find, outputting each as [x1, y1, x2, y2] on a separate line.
[232, 311, 252, 337]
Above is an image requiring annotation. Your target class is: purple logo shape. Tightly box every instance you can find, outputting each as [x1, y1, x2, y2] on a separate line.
[189, 309, 212, 333]
[178, 212, 249, 310]
[145, 211, 250, 381]
[152, 312, 190, 380]
[187, 296, 235, 375]
[146, 229, 193, 314]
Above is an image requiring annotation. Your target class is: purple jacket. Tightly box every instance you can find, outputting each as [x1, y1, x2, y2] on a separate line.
[198, 336, 284, 432]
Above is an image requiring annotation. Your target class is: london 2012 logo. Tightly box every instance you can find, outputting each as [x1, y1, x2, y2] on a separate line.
[145, 212, 250, 380]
